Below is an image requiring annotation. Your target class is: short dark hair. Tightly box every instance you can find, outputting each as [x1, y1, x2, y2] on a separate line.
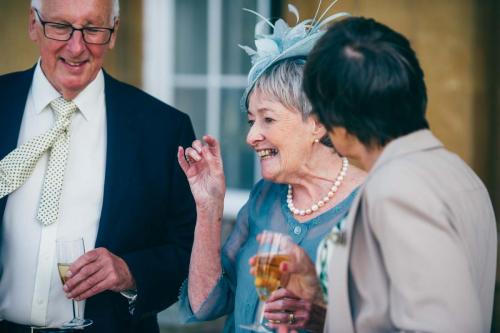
[303, 17, 429, 147]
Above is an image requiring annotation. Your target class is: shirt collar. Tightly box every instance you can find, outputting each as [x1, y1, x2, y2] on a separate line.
[31, 59, 105, 122]
[32, 60, 60, 115]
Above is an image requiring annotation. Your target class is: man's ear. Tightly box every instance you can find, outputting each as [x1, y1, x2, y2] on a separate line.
[28, 9, 39, 42]
[108, 18, 120, 50]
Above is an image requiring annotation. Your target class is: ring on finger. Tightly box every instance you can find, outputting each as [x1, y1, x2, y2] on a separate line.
[185, 154, 196, 164]
[288, 312, 296, 324]
[268, 319, 281, 324]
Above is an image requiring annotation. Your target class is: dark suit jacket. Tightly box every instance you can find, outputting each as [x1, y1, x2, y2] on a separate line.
[0, 67, 197, 333]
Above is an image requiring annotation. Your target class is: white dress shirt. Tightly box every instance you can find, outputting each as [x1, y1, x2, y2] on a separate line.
[0, 61, 107, 327]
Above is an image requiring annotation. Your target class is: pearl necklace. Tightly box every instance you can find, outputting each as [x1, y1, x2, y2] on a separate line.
[287, 157, 349, 216]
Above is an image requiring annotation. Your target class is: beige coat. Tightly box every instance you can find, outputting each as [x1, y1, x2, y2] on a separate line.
[325, 130, 497, 333]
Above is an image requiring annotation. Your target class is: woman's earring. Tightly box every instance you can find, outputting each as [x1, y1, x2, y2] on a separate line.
[313, 138, 319, 144]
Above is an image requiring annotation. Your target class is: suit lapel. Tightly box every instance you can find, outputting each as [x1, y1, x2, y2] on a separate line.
[0, 67, 35, 159]
[95, 72, 140, 248]
[0, 67, 36, 217]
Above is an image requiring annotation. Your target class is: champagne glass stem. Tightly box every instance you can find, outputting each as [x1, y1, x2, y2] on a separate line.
[255, 300, 266, 327]
[56, 238, 93, 329]
[240, 231, 292, 332]
[240, 296, 271, 331]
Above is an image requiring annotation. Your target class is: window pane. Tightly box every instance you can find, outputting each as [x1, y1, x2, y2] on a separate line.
[174, 0, 207, 74]
[174, 88, 207, 137]
[220, 89, 255, 189]
[222, 0, 258, 75]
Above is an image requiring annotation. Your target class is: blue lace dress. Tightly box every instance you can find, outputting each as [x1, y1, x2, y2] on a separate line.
[179, 179, 359, 333]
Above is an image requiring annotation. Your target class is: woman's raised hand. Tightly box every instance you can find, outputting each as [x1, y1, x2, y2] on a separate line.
[177, 135, 226, 210]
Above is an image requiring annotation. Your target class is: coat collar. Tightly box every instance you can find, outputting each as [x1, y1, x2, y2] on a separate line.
[370, 129, 443, 175]
[0, 66, 36, 160]
[0, 66, 36, 220]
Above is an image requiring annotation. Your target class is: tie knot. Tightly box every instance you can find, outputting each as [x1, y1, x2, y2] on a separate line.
[50, 97, 78, 119]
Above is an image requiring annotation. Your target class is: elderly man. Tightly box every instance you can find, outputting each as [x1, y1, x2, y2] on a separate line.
[0, 0, 196, 332]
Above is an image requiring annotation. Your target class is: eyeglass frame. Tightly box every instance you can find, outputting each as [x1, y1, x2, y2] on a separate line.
[33, 8, 116, 45]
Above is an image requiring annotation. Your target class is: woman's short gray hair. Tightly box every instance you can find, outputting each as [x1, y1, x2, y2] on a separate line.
[250, 58, 312, 119]
[31, 0, 120, 21]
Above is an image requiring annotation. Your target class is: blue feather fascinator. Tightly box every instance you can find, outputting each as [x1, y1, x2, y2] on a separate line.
[239, 0, 349, 110]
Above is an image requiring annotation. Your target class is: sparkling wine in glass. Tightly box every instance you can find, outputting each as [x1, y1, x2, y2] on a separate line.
[240, 231, 292, 332]
[56, 238, 93, 329]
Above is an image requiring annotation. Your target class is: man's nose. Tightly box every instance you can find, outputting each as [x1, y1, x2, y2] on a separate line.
[66, 29, 86, 53]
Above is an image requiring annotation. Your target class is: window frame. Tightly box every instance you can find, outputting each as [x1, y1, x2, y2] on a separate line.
[142, 0, 270, 219]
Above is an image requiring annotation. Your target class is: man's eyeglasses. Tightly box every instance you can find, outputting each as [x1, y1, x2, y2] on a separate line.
[33, 8, 115, 45]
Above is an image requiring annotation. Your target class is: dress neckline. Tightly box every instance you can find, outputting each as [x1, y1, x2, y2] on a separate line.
[280, 184, 360, 226]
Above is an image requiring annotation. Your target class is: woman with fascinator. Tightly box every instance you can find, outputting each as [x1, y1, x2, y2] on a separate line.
[176, 4, 364, 333]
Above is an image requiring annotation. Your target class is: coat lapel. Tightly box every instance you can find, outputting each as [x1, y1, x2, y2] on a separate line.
[0, 67, 35, 159]
[94, 72, 141, 249]
[0, 67, 36, 216]
[326, 183, 363, 333]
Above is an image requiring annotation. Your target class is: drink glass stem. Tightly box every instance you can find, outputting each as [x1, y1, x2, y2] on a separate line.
[255, 300, 266, 327]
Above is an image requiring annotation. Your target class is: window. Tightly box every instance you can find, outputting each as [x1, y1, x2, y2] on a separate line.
[143, 0, 273, 219]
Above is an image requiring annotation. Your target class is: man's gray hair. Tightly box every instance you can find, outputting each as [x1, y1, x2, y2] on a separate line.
[251, 59, 312, 119]
[31, 0, 120, 21]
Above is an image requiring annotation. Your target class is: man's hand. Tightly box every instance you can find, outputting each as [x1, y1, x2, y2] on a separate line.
[63, 247, 136, 301]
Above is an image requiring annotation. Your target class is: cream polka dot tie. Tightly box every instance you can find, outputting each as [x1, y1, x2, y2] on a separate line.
[0, 97, 77, 225]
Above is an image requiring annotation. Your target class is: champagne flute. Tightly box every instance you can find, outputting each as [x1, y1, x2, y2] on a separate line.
[56, 238, 93, 329]
[240, 231, 292, 332]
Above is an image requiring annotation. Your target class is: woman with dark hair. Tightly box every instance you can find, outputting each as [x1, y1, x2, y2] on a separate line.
[277, 16, 497, 333]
